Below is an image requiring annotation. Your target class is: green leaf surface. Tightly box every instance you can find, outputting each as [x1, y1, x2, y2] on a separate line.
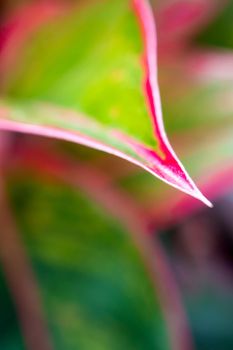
[0, 0, 210, 205]
[3, 1, 153, 147]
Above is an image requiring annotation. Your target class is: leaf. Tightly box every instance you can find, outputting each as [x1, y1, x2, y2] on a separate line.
[0, 0, 211, 206]
[6, 168, 174, 350]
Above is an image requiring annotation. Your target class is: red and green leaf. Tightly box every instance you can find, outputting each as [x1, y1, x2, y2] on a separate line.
[0, 0, 211, 206]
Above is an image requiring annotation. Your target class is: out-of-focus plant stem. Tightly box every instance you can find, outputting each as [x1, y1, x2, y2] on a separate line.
[0, 131, 53, 350]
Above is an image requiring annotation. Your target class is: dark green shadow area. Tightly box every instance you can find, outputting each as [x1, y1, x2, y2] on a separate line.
[196, 0, 233, 49]
[0, 269, 24, 349]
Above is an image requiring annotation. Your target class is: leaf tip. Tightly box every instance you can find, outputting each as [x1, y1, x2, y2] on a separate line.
[192, 188, 213, 208]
